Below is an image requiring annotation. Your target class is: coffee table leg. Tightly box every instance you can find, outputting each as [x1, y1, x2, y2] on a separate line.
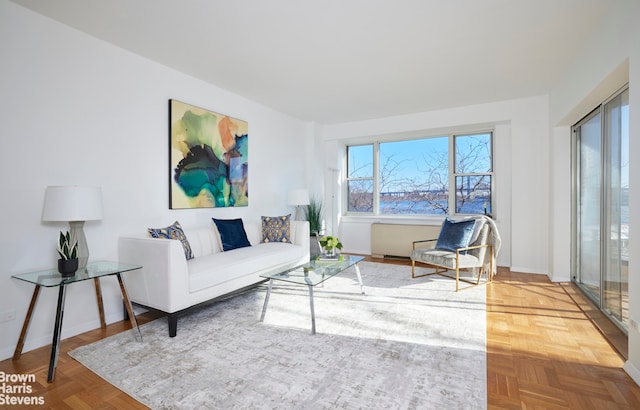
[48, 284, 67, 382]
[308, 284, 316, 335]
[355, 263, 365, 295]
[260, 279, 273, 322]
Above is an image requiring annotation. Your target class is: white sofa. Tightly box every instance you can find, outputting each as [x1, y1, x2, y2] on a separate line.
[119, 220, 310, 336]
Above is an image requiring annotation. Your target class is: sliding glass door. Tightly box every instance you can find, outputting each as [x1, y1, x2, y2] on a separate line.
[603, 89, 629, 326]
[574, 110, 602, 302]
[572, 86, 629, 331]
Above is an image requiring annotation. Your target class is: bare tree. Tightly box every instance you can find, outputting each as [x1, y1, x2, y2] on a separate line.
[347, 178, 373, 212]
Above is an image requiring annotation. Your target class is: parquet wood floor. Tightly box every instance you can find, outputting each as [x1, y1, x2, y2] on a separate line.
[1, 260, 639, 409]
[487, 268, 640, 409]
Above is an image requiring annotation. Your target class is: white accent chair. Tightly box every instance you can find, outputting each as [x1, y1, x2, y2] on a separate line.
[410, 216, 501, 291]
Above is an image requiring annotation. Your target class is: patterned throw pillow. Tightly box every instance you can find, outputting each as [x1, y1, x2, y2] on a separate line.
[148, 221, 194, 260]
[261, 214, 292, 244]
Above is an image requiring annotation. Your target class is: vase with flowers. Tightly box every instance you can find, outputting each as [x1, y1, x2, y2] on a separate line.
[319, 235, 342, 258]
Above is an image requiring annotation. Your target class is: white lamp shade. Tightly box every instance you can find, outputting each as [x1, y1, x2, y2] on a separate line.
[42, 186, 104, 222]
[288, 189, 310, 206]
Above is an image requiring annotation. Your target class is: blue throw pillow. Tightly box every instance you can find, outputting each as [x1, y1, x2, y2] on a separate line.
[212, 218, 251, 251]
[435, 218, 477, 253]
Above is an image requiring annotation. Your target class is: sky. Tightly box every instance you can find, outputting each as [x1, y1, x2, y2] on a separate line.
[348, 133, 491, 192]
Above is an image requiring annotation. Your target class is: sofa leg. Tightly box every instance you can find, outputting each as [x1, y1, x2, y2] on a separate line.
[168, 313, 178, 337]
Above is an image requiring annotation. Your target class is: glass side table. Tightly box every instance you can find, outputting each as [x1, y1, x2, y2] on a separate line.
[11, 260, 143, 382]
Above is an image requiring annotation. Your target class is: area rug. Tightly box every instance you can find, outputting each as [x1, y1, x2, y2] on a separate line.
[69, 262, 487, 409]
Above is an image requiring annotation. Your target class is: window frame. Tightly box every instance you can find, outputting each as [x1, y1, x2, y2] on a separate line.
[344, 130, 494, 218]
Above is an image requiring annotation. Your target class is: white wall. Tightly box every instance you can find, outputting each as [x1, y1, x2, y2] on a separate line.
[0, 1, 310, 360]
[627, 32, 640, 389]
[547, 0, 640, 385]
[320, 95, 551, 272]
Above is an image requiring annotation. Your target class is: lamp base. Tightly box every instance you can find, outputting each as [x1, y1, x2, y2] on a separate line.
[68, 221, 89, 270]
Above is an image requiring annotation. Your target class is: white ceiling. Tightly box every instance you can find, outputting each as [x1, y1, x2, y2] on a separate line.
[12, 0, 613, 124]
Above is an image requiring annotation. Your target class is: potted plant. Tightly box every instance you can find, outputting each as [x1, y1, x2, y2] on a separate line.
[319, 235, 343, 257]
[304, 196, 323, 235]
[57, 231, 78, 276]
[305, 197, 324, 258]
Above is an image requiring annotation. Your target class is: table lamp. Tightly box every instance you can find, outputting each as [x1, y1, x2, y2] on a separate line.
[287, 189, 309, 221]
[42, 186, 103, 270]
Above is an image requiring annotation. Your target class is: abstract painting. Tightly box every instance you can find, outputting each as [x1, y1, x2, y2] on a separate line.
[169, 99, 248, 209]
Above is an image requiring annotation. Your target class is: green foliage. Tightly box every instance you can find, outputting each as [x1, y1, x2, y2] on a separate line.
[319, 235, 343, 251]
[57, 231, 78, 260]
[304, 196, 323, 235]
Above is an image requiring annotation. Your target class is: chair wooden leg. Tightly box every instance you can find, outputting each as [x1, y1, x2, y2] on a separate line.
[414, 259, 495, 292]
[412, 260, 438, 279]
[489, 245, 494, 283]
[475, 267, 483, 285]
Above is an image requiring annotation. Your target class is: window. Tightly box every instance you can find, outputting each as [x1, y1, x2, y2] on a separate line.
[346, 144, 374, 212]
[454, 133, 493, 214]
[346, 131, 493, 216]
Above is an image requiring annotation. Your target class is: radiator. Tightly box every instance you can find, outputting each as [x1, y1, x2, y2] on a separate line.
[371, 223, 441, 258]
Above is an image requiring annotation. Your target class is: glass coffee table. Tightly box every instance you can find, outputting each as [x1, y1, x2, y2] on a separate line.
[259, 255, 365, 335]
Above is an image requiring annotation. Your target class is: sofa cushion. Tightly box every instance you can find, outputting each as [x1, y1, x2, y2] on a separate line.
[212, 218, 251, 251]
[183, 227, 219, 258]
[147, 221, 194, 260]
[411, 249, 481, 270]
[188, 242, 306, 292]
[261, 214, 292, 244]
[435, 218, 476, 253]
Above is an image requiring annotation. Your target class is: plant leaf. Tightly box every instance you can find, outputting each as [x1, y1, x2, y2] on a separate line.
[70, 241, 78, 259]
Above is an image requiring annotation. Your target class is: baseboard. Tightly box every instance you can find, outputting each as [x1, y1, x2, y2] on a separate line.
[509, 266, 548, 276]
[0, 346, 13, 362]
[547, 272, 571, 282]
[380, 255, 411, 261]
[0, 309, 140, 361]
[0, 319, 100, 361]
[624, 360, 640, 387]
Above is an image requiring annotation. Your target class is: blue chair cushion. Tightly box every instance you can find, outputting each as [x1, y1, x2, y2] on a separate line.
[435, 218, 477, 253]
[212, 218, 252, 251]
